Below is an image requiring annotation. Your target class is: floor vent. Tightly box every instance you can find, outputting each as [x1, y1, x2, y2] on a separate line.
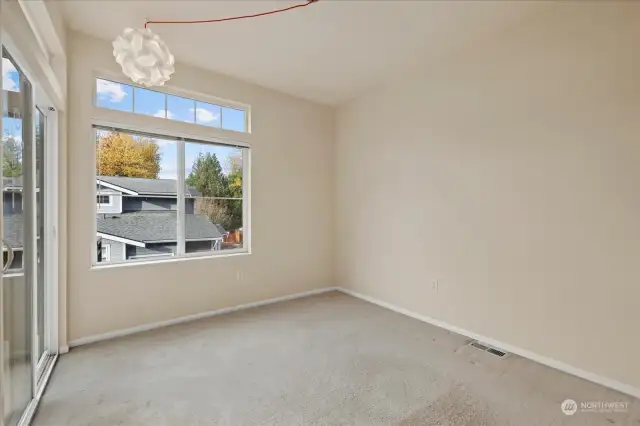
[486, 348, 507, 358]
[468, 340, 509, 358]
[469, 341, 489, 351]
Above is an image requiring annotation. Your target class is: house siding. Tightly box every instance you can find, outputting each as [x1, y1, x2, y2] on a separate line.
[186, 240, 215, 253]
[122, 197, 194, 214]
[101, 239, 125, 262]
[96, 185, 123, 214]
[127, 243, 176, 258]
[3, 192, 23, 216]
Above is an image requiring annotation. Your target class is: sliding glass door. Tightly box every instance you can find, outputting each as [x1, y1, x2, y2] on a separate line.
[1, 46, 57, 426]
[2, 48, 34, 426]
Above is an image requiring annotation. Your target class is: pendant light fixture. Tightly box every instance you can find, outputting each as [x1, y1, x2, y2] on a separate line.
[113, 0, 318, 87]
[113, 28, 175, 87]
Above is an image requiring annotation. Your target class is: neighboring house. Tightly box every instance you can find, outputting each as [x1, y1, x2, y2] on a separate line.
[96, 176, 225, 262]
[2, 176, 225, 267]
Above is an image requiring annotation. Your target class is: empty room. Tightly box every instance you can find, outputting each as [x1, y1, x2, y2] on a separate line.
[0, 0, 638, 425]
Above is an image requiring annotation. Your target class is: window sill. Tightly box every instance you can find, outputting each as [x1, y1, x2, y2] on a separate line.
[90, 249, 250, 271]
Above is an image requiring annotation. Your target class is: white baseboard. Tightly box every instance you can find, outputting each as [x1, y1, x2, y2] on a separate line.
[69, 287, 338, 348]
[336, 287, 640, 400]
[66, 285, 639, 399]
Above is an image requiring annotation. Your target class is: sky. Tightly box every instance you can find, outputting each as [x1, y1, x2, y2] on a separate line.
[95, 79, 243, 180]
[3, 65, 244, 181]
[3, 57, 19, 92]
[95, 79, 246, 132]
[3, 57, 22, 143]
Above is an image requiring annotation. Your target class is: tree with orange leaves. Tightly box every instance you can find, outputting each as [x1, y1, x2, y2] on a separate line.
[96, 131, 161, 178]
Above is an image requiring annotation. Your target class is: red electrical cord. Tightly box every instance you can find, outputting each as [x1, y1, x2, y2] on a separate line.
[144, 0, 318, 29]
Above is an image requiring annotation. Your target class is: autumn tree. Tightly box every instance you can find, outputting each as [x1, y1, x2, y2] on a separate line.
[96, 131, 161, 178]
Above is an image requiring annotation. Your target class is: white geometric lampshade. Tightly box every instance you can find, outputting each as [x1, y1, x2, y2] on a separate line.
[112, 28, 175, 87]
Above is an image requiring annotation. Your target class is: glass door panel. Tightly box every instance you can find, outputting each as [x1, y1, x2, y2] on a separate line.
[35, 108, 45, 368]
[2, 49, 34, 426]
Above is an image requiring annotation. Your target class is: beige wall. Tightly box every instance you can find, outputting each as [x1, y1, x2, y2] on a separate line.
[66, 32, 334, 342]
[336, 2, 640, 390]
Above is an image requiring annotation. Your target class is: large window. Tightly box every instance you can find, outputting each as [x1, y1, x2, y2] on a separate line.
[95, 78, 248, 132]
[93, 76, 250, 266]
[94, 126, 248, 265]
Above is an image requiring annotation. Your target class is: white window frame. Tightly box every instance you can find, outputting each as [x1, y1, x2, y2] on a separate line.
[93, 74, 251, 134]
[101, 244, 111, 262]
[96, 193, 113, 206]
[91, 74, 252, 268]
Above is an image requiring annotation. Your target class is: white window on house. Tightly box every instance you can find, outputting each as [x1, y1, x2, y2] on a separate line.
[96, 194, 112, 206]
[101, 244, 111, 262]
[92, 79, 250, 266]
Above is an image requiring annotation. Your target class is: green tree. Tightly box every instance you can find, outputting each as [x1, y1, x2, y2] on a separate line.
[227, 154, 242, 198]
[187, 153, 243, 231]
[96, 131, 161, 178]
[3, 137, 22, 177]
[186, 153, 228, 197]
[225, 154, 243, 230]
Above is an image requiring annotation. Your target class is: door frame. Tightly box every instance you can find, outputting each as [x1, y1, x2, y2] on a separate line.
[44, 104, 58, 364]
[34, 103, 58, 381]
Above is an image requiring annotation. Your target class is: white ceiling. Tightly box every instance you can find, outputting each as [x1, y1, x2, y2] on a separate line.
[59, 1, 541, 105]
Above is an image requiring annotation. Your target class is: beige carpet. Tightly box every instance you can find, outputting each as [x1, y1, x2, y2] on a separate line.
[34, 292, 639, 425]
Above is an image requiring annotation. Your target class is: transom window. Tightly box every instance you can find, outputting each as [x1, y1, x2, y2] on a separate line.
[95, 78, 248, 133]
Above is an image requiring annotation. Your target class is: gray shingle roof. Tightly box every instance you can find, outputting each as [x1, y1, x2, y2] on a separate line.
[97, 212, 222, 243]
[3, 214, 23, 249]
[214, 223, 227, 235]
[97, 176, 201, 196]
